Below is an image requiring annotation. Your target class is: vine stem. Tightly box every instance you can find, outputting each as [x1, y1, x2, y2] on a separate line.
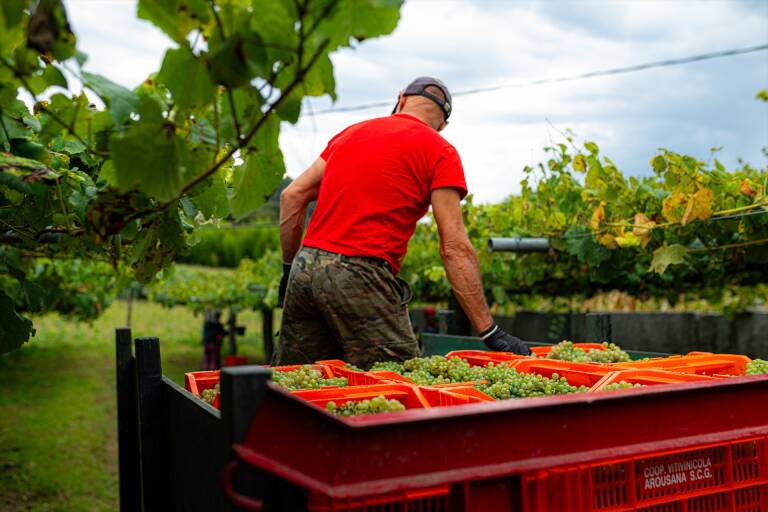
[208, 0, 243, 142]
[158, 38, 331, 208]
[689, 237, 768, 252]
[0, 56, 106, 157]
[54, 177, 72, 230]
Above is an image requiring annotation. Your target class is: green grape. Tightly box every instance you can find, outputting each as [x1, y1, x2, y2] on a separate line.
[475, 362, 587, 400]
[601, 381, 644, 391]
[386, 355, 487, 385]
[746, 359, 768, 375]
[200, 382, 220, 405]
[547, 341, 630, 363]
[342, 363, 364, 371]
[326, 395, 406, 416]
[370, 361, 405, 374]
[546, 341, 589, 362]
[272, 365, 348, 390]
[587, 343, 631, 363]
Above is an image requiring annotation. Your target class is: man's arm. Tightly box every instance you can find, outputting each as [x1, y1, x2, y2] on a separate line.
[431, 188, 530, 354]
[279, 157, 326, 263]
[430, 188, 493, 332]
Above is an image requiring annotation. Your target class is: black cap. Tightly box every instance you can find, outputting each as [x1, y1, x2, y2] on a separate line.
[392, 76, 452, 120]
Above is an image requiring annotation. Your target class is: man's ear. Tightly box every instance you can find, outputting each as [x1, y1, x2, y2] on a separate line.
[437, 120, 447, 132]
[395, 91, 406, 113]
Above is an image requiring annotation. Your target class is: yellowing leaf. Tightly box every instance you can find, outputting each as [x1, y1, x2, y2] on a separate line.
[598, 233, 618, 249]
[740, 179, 757, 197]
[615, 231, 641, 248]
[662, 191, 685, 222]
[632, 213, 656, 247]
[589, 203, 605, 231]
[682, 187, 713, 226]
[632, 213, 656, 235]
[650, 244, 687, 274]
[573, 154, 586, 172]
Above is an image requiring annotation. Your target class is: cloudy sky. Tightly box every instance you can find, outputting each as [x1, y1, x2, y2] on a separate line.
[64, 0, 768, 203]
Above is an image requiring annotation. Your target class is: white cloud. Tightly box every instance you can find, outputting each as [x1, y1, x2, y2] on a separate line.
[62, 0, 768, 203]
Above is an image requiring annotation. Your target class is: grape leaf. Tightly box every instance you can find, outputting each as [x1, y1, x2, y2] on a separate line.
[110, 106, 182, 201]
[137, 0, 210, 46]
[157, 48, 216, 112]
[0, 290, 34, 353]
[229, 151, 285, 220]
[316, 0, 403, 50]
[250, 0, 297, 51]
[82, 72, 139, 126]
[650, 244, 686, 274]
[681, 187, 713, 226]
[206, 34, 269, 88]
[191, 171, 229, 219]
[573, 154, 586, 172]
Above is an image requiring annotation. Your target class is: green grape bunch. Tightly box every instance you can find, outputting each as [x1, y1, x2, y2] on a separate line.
[200, 383, 220, 405]
[476, 363, 588, 400]
[272, 365, 348, 391]
[746, 359, 768, 375]
[370, 361, 406, 373]
[326, 396, 406, 417]
[546, 341, 630, 363]
[388, 356, 486, 385]
[601, 381, 644, 391]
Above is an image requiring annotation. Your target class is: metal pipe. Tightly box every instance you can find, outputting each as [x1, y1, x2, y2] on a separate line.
[488, 237, 550, 253]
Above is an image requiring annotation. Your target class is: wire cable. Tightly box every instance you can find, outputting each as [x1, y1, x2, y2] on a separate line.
[311, 43, 768, 116]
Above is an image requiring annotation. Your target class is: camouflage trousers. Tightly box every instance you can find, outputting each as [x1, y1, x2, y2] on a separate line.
[273, 247, 420, 369]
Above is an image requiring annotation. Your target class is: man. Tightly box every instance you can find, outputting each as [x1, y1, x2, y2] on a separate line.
[201, 309, 226, 370]
[274, 77, 530, 369]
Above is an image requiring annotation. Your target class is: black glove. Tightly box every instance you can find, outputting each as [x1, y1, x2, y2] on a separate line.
[480, 324, 531, 355]
[277, 261, 292, 308]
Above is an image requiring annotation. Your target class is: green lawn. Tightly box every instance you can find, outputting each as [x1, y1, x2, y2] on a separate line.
[0, 300, 270, 511]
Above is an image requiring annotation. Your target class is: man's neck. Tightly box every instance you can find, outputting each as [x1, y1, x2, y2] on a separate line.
[398, 110, 435, 130]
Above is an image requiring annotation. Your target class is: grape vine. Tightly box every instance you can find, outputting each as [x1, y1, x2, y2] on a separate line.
[401, 137, 768, 312]
[0, 0, 405, 352]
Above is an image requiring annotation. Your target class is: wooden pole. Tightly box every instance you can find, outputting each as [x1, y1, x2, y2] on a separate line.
[227, 310, 238, 355]
[125, 288, 133, 329]
[115, 328, 140, 511]
[262, 308, 274, 364]
[134, 336, 172, 510]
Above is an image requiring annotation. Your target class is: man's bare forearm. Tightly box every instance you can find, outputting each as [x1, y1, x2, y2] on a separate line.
[278, 158, 326, 263]
[279, 190, 309, 263]
[440, 237, 494, 333]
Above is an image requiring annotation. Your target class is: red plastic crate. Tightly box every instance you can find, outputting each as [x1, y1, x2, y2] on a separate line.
[522, 437, 768, 511]
[325, 365, 400, 386]
[223, 355, 249, 366]
[513, 359, 617, 388]
[615, 353, 752, 376]
[419, 385, 494, 406]
[270, 363, 337, 379]
[184, 370, 220, 396]
[445, 349, 529, 367]
[307, 485, 450, 512]
[591, 369, 723, 392]
[184, 370, 221, 408]
[291, 383, 432, 411]
[530, 342, 608, 358]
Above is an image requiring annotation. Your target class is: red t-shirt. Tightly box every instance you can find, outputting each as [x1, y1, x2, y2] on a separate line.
[302, 113, 467, 273]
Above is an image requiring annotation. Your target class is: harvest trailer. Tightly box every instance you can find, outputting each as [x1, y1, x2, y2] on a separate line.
[115, 329, 768, 511]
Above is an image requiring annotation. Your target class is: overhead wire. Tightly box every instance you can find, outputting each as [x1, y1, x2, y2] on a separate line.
[309, 43, 768, 116]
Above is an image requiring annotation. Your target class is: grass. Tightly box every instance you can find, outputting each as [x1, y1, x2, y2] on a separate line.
[0, 300, 270, 511]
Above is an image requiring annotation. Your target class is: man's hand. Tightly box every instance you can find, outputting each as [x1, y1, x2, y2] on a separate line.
[277, 262, 292, 308]
[480, 324, 531, 355]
